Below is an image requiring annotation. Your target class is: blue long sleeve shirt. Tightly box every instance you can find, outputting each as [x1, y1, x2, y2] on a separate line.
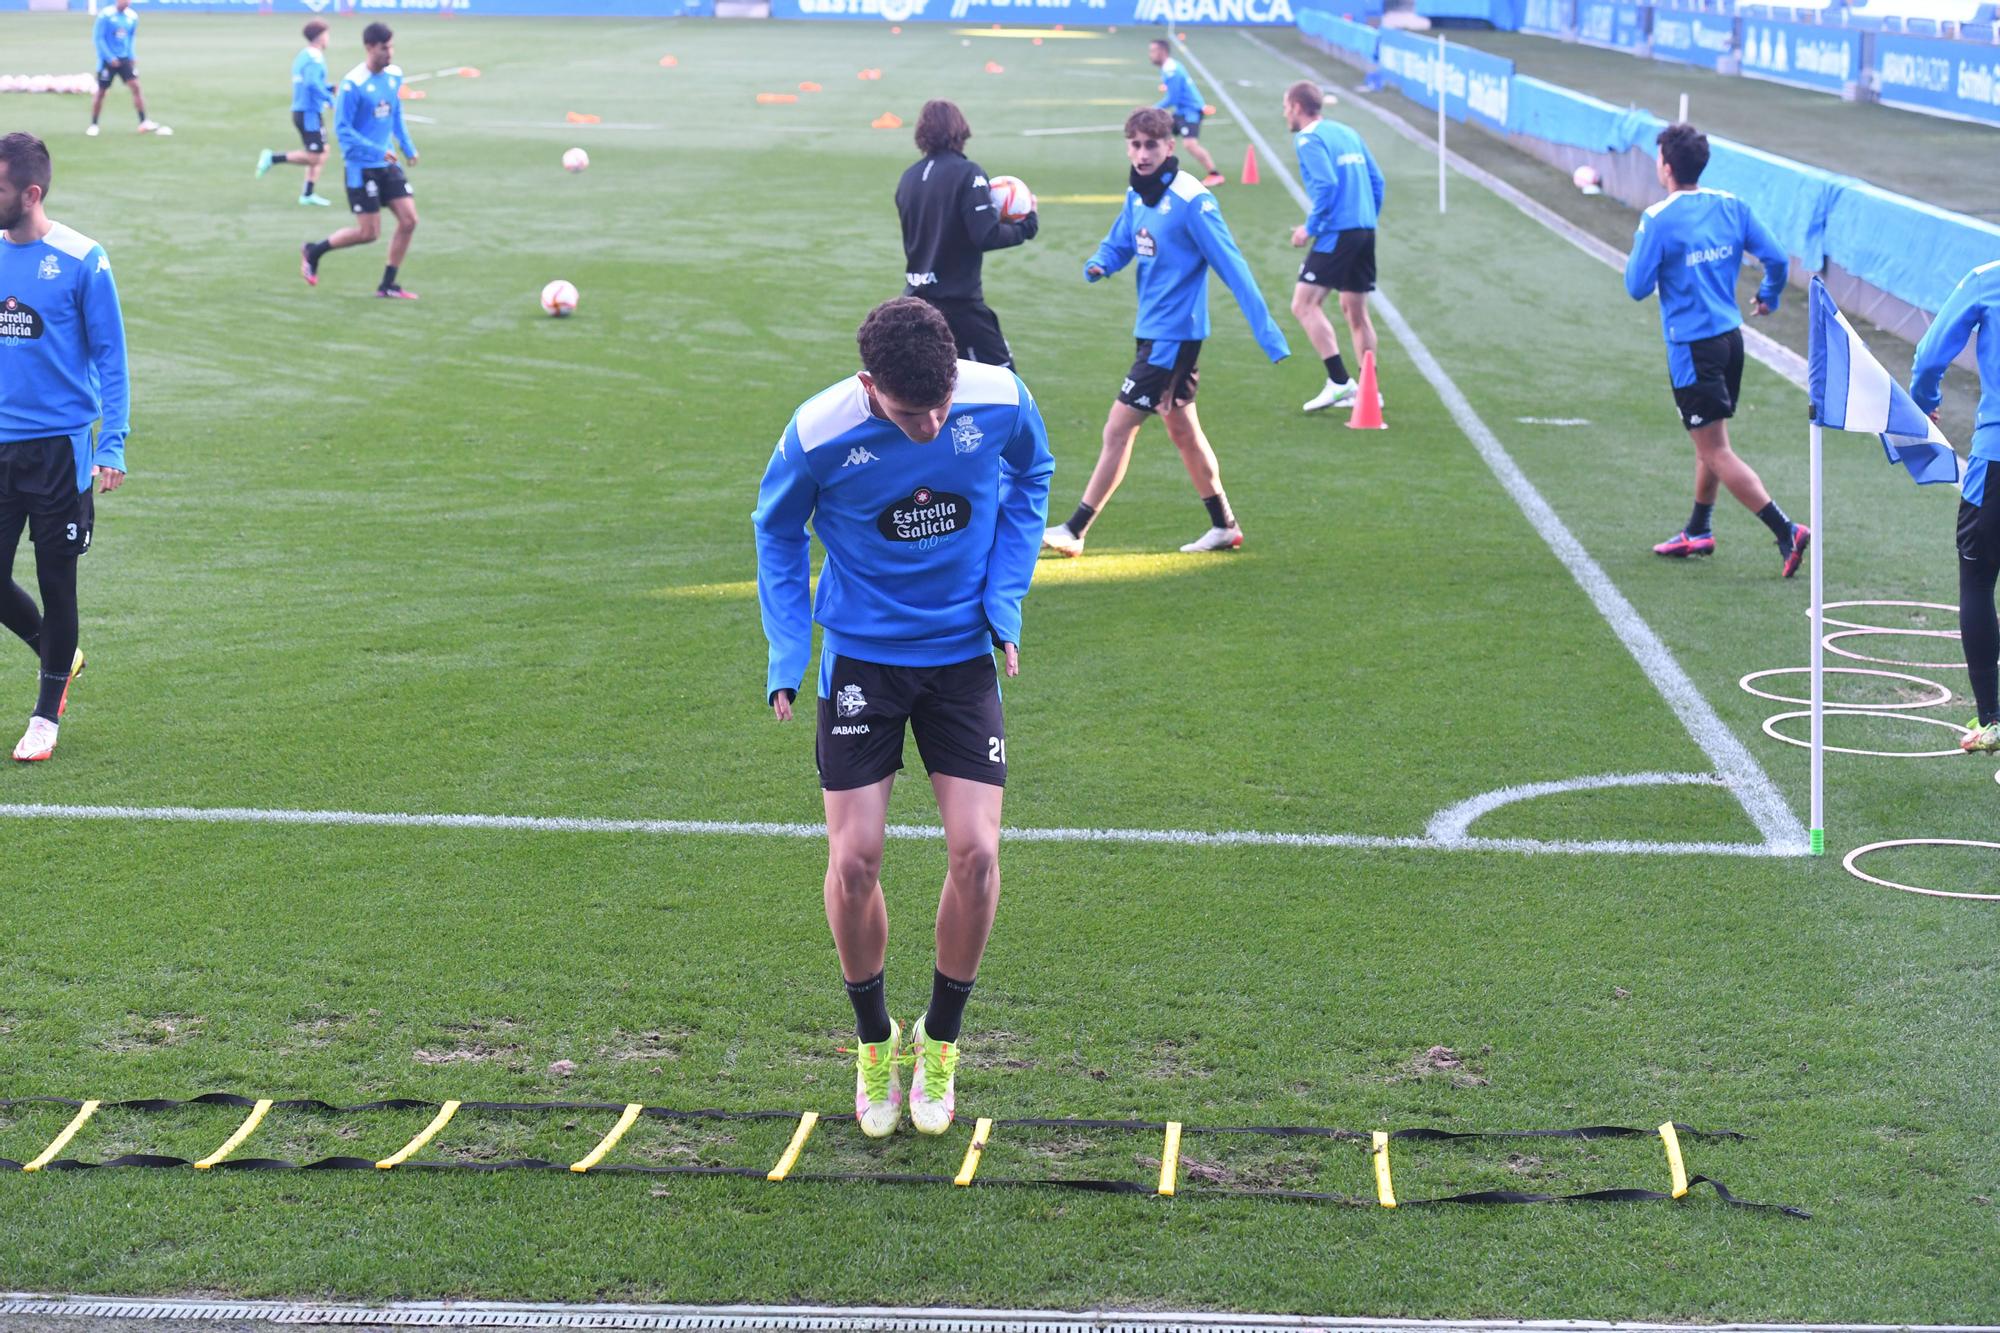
[753, 361, 1055, 701]
[0, 223, 130, 489]
[1085, 168, 1290, 363]
[1154, 57, 1204, 121]
[335, 61, 415, 177]
[93, 8, 136, 65]
[291, 46, 334, 126]
[1911, 259, 2000, 466]
[1625, 188, 1788, 382]
[1295, 118, 1383, 241]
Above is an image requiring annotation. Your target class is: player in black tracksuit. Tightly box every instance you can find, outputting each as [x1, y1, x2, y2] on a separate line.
[896, 99, 1038, 371]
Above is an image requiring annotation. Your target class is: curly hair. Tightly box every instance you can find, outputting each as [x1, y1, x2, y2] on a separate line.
[1124, 107, 1175, 141]
[1656, 122, 1709, 187]
[857, 298, 958, 408]
[914, 100, 972, 157]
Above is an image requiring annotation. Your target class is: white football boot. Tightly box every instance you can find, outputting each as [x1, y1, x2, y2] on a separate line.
[1042, 522, 1085, 558]
[13, 716, 57, 763]
[1180, 525, 1244, 553]
[1303, 378, 1358, 413]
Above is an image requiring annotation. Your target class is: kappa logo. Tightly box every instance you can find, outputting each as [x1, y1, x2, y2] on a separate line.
[36, 255, 60, 281]
[971, 175, 987, 189]
[1133, 394, 1153, 407]
[843, 446, 881, 468]
[950, 414, 984, 456]
[97, 255, 110, 273]
[836, 684, 867, 719]
[1302, 270, 1318, 283]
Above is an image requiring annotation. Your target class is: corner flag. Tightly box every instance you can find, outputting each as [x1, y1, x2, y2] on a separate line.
[1807, 276, 1964, 486]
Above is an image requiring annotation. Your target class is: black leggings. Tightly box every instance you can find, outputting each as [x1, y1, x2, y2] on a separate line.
[0, 535, 79, 722]
[1959, 496, 2000, 726]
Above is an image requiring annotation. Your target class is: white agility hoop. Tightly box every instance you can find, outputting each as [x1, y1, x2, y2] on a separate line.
[1843, 838, 2000, 902]
[1822, 628, 1970, 669]
[1803, 599, 1960, 634]
[1739, 667, 1953, 711]
[1761, 709, 1971, 758]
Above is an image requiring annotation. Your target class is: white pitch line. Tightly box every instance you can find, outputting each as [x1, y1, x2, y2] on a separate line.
[1174, 34, 1808, 857]
[1426, 771, 1723, 842]
[1234, 29, 1808, 390]
[0, 802, 1784, 858]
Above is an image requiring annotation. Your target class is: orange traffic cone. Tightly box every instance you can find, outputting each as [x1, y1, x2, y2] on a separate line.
[1241, 145, 1260, 185]
[1346, 350, 1386, 430]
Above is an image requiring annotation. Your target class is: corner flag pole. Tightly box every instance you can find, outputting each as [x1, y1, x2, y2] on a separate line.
[1436, 33, 1448, 215]
[1809, 414, 1826, 855]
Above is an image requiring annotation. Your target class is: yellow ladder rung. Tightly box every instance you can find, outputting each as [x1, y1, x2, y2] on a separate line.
[954, 1117, 994, 1186]
[1372, 1130, 1397, 1208]
[377, 1100, 461, 1170]
[1659, 1121, 1690, 1199]
[571, 1103, 645, 1173]
[194, 1099, 274, 1170]
[767, 1111, 818, 1182]
[1157, 1121, 1183, 1197]
[22, 1100, 101, 1172]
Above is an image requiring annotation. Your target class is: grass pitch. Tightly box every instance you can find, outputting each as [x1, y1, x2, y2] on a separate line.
[0, 14, 1995, 1319]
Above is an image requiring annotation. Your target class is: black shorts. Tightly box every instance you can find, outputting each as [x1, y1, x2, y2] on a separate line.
[816, 653, 1006, 791]
[1670, 328, 1745, 431]
[0, 437, 94, 559]
[1958, 491, 2000, 567]
[293, 111, 326, 155]
[96, 59, 135, 87]
[1299, 227, 1376, 293]
[1173, 115, 1203, 138]
[347, 164, 412, 215]
[1118, 338, 1200, 411]
[928, 297, 1013, 370]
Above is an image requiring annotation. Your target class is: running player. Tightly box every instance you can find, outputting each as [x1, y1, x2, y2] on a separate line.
[1906, 260, 2000, 754]
[1043, 108, 1288, 558]
[896, 99, 1038, 371]
[1284, 81, 1384, 415]
[1625, 123, 1807, 575]
[0, 134, 127, 762]
[256, 22, 336, 208]
[753, 297, 1053, 1139]
[87, 0, 168, 138]
[1149, 39, 1223, 188]
[300, 22, 420, 299]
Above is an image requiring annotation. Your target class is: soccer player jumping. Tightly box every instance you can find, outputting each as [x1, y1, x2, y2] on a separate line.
[1283, 81, 1384, 415]
[754, 298, 1053, 1139]
[0, 134, 128, 762]
[256, 21, 337, 208]
[87, 0, 168, 138]
[301, 22, 421, 299]
[1625, 123, 1807, 575]
[1043, 108, 1289, 558]
[1148, 39, 1224, 188]
[1906, 260, 2000, 754]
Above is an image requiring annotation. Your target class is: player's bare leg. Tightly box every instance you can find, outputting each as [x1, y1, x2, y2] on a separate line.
[1671, 421, 1806, 574]
[376, 196, 419, 298]
[88, 85, 108, 132]
[301, 213, 378, 286]
[825, 775, 900, 1135]
[1339, 290, 1377, 364]
[1181, 134, 1219, 179]
[1293, 282, 1355, 413]
[1164, 402, 1241, 551]
[913, 771, 1003, 1134]
[1044, 402, 1146, 555]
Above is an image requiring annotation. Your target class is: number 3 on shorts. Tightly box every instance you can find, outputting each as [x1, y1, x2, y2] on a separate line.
[988, 736, 1005, 764]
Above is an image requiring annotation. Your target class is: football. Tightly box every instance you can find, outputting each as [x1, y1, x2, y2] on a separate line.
[1571, 164, 1603, 195]
[540, 279, 579, 317]
[562, 147, 590, 173]
[988, 174, 1034, 224]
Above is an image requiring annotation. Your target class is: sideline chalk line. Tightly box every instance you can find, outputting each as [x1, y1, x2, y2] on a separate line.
[4, 1295, 1997, 1333]
[0, 791, 1788, 859]
[1175, 35, 1806, 857]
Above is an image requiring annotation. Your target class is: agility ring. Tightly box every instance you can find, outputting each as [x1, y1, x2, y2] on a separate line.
[1759, 708, 1971, 758]
[1803, 599, 1960, 634]
[1738, 667, 1953, 711]
[1821, 629, 1972, 669]
[1843, 838, 2000, 902]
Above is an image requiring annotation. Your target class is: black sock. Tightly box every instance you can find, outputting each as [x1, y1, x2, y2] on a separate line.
[1203, 492, 1235, 530]
[1961, 554, 2000, 727]
[302, 179, 315, 196]
[306, 239, 331, 263]
[380, 265, 399, 290]
[1755, 501, 1793, 545]
[135, 107, 145, 124]
[1323, 354, 1348, 385]
[0, 580, 41, 654]
[30, 555, 77, 724]
[844, 970, 893, 1044]
[924, 969, 975, 1044]
[1067, 501, 1099, 536]
[1686, 501, 1715, 537]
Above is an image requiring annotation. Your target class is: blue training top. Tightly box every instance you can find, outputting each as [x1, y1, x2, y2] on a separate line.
[1294, 117, 1384, 241]
[1154, 57, 1204, 122]
[753, 361, 1055, 702]
[1625, 187, 1788, 384]
[335, 61, 416, 177]
[94, 7, 136, 64]
[0, 222, 130, 489]
[291, 46, 334, 127]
